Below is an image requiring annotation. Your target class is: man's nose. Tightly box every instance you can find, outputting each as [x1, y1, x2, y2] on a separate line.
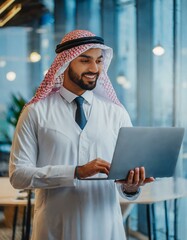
[88, 62, 99, 73]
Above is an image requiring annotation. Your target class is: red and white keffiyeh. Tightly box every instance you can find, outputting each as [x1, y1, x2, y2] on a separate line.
[26, 30, 121, 107]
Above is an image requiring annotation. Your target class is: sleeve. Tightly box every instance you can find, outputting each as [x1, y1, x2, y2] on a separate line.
[9, 106, 77, 190]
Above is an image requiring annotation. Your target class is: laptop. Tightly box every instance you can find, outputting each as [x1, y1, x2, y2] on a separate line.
[82, 127, 185, 180]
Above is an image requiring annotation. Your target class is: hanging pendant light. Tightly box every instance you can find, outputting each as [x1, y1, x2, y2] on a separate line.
[152, 43, 165, 56]
[29, 51, 41, 62]
[152, 0, 165, 56]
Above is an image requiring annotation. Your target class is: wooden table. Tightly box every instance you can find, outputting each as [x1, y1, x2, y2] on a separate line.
[0, 177, 34, 240]
[120, 177, 187, 240]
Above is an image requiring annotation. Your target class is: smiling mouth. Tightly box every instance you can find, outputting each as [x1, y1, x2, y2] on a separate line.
[83, 74, 98, 81]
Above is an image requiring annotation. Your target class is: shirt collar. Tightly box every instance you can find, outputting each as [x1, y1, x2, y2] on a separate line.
[59, 86, 93, 105]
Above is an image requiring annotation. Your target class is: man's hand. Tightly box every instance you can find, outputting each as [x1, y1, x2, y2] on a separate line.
[115, 167, 154, 194]
[75, 158, 110, 179]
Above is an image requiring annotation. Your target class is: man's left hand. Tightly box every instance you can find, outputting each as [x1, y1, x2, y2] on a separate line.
[115, 167, 154, 194]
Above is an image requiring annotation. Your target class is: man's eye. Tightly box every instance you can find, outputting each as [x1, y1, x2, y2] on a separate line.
[97, 60, 103, 64]
[80, 60, 89, 63]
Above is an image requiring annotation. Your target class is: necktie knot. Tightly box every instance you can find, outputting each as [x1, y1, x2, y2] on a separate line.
[75, 96, 84, 106]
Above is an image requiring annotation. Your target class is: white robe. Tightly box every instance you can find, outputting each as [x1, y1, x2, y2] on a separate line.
[9, 90, 132, 240]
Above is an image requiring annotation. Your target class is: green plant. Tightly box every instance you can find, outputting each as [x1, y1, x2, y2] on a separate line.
[3, 93, 27, 142]
[7, 93, 27, 127]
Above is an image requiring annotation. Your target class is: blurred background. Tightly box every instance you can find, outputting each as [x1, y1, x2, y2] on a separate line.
[0, 0, 187, 239]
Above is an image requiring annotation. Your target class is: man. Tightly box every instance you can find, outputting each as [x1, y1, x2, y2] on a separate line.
[9, 30, 154, 240]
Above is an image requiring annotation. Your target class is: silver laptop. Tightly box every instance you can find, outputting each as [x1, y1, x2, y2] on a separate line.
[82, 127, 184, 180]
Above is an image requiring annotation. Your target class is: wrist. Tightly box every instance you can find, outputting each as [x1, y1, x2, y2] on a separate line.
[74, 166, 80, 179]
[121, 184, 140, 195]
[74, 166, 83, 179]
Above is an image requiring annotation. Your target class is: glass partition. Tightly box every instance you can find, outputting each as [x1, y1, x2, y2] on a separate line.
[0, 0, 187, 237]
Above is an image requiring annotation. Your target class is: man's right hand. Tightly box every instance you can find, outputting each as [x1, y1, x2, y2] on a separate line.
[75, 158, 110, 179]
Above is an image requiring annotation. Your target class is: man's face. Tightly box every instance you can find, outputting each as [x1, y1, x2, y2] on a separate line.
[64, 48, 103, 95]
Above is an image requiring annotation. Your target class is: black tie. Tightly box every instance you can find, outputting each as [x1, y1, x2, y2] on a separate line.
[74, 96, 87, 129]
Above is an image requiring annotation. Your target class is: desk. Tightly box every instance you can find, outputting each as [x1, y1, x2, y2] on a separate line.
[120, 177, 187, 240]
[0, 177, 34, 240]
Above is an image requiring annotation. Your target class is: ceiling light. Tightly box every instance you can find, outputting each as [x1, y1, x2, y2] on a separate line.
[0, 0, 15, 14]
[152, 0, 165, 57]
[6, 71, 16, 81]
[0, 4, 22, 27]
[29, 52, 41, 62]
[152, 44, 165, 56]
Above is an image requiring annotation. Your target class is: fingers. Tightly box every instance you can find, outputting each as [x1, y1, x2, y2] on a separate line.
[93, 158, 110, 175]
[95, 158, 110, 171]
[127, 170, 134, 184]
[115, 166, 155, 194]
[117, 167, 154, 186]
[127, 167, 148, 185]
[99, 166, 110, 175]
[126, 167, 141, 185]
[139, 167, 146, 185]
[133, 168, 140, 185]
[77, 158, 111, 178]
[144, 177, 155, 184]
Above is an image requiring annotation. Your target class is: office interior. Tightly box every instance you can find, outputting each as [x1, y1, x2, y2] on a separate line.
[0, 0, 187, 239]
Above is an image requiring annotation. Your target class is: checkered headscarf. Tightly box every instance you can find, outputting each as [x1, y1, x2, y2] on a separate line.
[26, 30, 121, 106]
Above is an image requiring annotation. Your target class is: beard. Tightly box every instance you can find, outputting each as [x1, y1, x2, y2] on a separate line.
[67, 65, 99, 91]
